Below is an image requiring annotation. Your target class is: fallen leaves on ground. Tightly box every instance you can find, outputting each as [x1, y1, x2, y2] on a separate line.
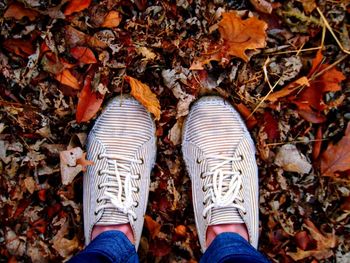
[4, 2, 39, 21]
[321, 123, 350, 177]
[64, 0, 92, 16]
[125, 76, 161, 120]
[191, 12, 267, 69]
[102, 11, 122, 28]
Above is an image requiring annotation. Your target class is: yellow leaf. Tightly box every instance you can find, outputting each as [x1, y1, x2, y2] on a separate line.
[102, 11, 122, 28]
[125, 76, 161, 120]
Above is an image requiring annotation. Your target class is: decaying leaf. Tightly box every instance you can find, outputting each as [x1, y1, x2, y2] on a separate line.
[125, 76, 161, 120]
[321, 123, 350, 177]
[64, 0, 92, 16]
[101, 11, 122, 28]
[4, 2, 39, 21]
[76, 69, 104, 123]
[144, 215, 161, 239]
[275, 144, 312, 174]
[266, 76, 310, 102]
[70, 46, 97, 64]
[60, 147, 87, 185]
[191, 12, 267, 69]
[55, 69, 80, 90]
[249, 0, 273, 14]
[52, 219, 80, 258]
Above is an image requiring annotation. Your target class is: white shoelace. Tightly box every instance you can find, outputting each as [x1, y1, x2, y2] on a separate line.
[95, 153, 142, 222]
[201, 154, 246, 218]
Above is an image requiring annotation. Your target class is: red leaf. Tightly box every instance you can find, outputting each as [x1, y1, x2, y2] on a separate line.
[76, 69, 104, 123]
[3, 39, 35, 57]
[295, 231, 313, 250]
[55, 69, 80, 90]
[263, 111, 279, 140]
[70, 46, 97, 64]
[321, 123, 350, 177]
[64, 0, 92, 16]
[312, 126, 323, 160]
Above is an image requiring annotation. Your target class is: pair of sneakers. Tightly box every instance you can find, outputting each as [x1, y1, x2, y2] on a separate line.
[83, 96, 259, 252]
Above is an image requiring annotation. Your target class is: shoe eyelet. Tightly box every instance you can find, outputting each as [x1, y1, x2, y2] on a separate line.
[202, 186, 206, 192]
[140, 158, 144, 164]
[203, 201, 206, 205]
[98, 184, 102, 190]
[135, 187, 140, 193]
[238, 169, 242, 175]
[203, 214, 207, 219]
[98, 154, 102, 160]
[94, 210, 99, 215]
[135, 201, 139, 208]
[196, 158, 202, 164]
[200, 172, 205, 179]
[98, 170, 103, 176]
[136, 173, 141, 180]
[239, 155, 244, 161]
[97, 198, 101, 203]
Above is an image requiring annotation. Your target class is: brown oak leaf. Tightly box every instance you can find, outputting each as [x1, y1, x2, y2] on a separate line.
[321, 123, 350, 177]
[191, 12, 267, 69]
[125, 76, 161, 120]
[64, 0, 92, 16]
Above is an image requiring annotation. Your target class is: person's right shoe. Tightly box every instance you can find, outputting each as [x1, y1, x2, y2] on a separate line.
[182, 96, 259, 252]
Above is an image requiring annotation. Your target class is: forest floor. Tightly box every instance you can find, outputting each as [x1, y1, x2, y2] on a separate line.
[1, 0, 350, 262]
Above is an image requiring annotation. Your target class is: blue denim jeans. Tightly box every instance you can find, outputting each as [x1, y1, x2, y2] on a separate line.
[68, 231, 270, 263]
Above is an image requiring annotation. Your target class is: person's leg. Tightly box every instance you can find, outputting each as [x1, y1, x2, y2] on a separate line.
[68, 230, 138, 263]
[200, 232, 269, 263]
[69, 96, 157, 262]
[182, 96, 268, 262]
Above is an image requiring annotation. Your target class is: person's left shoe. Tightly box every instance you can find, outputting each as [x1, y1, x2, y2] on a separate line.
[83, 96, 157, 248]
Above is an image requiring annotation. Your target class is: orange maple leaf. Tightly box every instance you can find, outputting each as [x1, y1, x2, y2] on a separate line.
[321, 123, 350, 177]
[55, 69, 80, 90]
[125, 76, 161, 120]
[191, 12, 267, 69]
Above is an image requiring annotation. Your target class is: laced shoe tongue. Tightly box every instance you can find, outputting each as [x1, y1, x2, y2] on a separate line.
[97, 159, 132, 225]
[207, 154, 244, 226]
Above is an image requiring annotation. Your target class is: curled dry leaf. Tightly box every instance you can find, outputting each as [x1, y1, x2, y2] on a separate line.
[274, 144, 312, 174]
[55, 69, 80, 90]
[65, 25, 108, 49]
[64, 0, 92, 16]
[76, 69, 104, 123]
[70, 46, 97, 64]
[4, 2, 39, 21]
[102, 11, 122, 28]
[191, 12, 267, 69]
[321, 123, 350, 177]
[125, 76, 161, 120]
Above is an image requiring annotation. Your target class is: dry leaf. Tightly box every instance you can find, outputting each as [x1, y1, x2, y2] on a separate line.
[3, 39, 35, 57]
[298, 0, 317, 13]
[144, 215, 161, 239]
[24, 177, 36, 194]
[60, 147, 85, 185]
[70, 46, 97, 64]
[249, 0, 273, 14]
[65, 25, 108, 49]
[266, 76, 310, 102]
[191, 12, 267, 69]
[64, 0, 92, 16]
[275, 144, 312, 174]
[321, 123, 350, 177]
[52, 219, 80, 257]
[4, 2, 39, 21]
[76, 70, 104, 123]
[125, 76, 161, 120]
[55, 69, 80, 90]
[101, 10, 122, 28]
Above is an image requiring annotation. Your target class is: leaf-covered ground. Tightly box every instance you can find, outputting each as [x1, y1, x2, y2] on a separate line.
[1, 0, 350, 262]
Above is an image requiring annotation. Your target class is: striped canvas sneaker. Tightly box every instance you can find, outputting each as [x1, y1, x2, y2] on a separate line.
[182, 96, 259, 252]
[83, 96, 157, 248]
